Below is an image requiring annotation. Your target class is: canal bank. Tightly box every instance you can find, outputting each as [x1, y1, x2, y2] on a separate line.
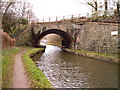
[47, 43, 119, 64]
[62, 48, 119, 64]
[22, 48, 52, 88]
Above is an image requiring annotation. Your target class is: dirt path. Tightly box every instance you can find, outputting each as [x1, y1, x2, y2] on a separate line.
[12, 50, 30, 88]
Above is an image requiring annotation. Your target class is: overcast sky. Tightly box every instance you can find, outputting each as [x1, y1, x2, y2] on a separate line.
[22, 0, 93, 21]
[18, 0, 118, 22]
[9, 0, 118, 22]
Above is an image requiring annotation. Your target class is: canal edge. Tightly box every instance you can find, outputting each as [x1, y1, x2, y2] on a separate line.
[22, 48, 53, 88]
[62, 48, 119, 64]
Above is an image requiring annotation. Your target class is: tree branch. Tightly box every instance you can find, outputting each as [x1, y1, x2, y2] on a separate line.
[2, 2, 15, 19]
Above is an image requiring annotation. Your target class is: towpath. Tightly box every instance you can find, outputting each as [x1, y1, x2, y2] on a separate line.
[12, 50, 30, 88]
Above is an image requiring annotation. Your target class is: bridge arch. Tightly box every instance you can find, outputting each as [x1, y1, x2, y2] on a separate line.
[36, 29, 74, 48]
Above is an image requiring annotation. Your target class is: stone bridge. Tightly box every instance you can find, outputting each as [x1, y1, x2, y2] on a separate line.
[16, 21, 119, 54]
[16, 21, 84, 49]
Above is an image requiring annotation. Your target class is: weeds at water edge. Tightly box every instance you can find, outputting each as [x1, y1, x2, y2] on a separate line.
[22, 48, 52, 88]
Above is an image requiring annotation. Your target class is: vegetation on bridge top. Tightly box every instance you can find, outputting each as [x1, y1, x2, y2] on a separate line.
[58, 15, 120, 24]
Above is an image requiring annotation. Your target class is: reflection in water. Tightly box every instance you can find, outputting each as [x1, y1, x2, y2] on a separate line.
[34, 45, 118, 88]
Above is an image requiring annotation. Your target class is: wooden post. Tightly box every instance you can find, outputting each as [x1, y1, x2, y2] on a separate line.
[56, 16, 57, 21]
[63, 16, 65, 20]
[43, 19, 44, 23]
[87, 13, 89, 18]
[49, 17, 50, 22]
[71, 15, 74, 21]
[78, 14, 80, 19]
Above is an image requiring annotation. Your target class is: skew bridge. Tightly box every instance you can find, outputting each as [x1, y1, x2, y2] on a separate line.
[16, 21, 83, 49]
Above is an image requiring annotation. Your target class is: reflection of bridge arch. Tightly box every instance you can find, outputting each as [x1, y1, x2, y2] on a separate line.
[36, 29, 74, 48]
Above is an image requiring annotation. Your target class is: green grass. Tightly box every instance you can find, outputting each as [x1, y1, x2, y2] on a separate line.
[47, 43, 61, 47]
[22, 48, 52, 88]
[69, 49, 118, 58]
[2, 47, 20, 88]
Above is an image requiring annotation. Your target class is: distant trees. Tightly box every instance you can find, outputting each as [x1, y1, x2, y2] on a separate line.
[1, 0, 37, 35]
[84, 0, 120, 17]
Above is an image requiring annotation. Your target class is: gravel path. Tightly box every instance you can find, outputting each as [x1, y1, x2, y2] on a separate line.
[12, 50, 30, 88]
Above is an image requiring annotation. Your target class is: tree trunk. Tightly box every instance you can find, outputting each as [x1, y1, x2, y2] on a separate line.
[95, 2, 98, 12]
[104, 0, 108, 16]
[117, 1, 120, 16]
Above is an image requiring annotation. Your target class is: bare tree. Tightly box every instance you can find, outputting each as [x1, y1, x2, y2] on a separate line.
[2, 2, 15, 19]
[104, 0, 108, 16]
[1, 0, 16, 32]
[85, 0, 98, 16]
[1, 0, 37, 34]
[116, 0, 120, 16]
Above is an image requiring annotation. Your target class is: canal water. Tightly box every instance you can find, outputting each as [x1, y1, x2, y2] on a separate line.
[33, 45, 118, 88]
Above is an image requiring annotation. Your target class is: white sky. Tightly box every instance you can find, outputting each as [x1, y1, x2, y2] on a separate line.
[23, 0, 92, 22]
[20, 0, 117, 22]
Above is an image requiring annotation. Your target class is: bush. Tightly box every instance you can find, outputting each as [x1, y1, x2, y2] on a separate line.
[20, 18, 29, 25]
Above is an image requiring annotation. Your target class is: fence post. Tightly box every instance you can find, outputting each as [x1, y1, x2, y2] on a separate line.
[78, 14, 80, 19]
[56, 16, 57, 21]
[87, 13, 89, 18]
[49, 17, 50, 22]
[43, 19, 44, 23]
[71, 15, 74, 21]
[63, 16, 65, 20]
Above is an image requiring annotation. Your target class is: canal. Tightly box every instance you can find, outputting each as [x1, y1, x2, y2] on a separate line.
[33, 45, 118, 88]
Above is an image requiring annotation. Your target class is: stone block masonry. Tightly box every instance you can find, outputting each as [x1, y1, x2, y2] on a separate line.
[75, 22, 119, 55]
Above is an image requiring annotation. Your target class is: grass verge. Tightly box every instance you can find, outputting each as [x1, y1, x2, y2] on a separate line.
[2, 47, 20, 88]
[64, 48, 119, 64]
[71, 49, 118, 58]
[47, 43, 61, 47]
[22, 48, 52, 88]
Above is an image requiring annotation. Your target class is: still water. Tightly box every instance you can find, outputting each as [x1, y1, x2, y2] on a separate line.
[33, 45, 118, 88]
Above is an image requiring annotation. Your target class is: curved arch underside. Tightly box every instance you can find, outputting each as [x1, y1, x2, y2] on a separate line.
[37, 29, 74, 48]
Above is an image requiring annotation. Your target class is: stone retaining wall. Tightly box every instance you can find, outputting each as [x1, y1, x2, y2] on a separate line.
[73, 22, 119, 55]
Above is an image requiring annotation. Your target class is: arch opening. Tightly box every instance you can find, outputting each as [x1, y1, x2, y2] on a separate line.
[35, 29, 74, 48]
[40, 34, 62, 45]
